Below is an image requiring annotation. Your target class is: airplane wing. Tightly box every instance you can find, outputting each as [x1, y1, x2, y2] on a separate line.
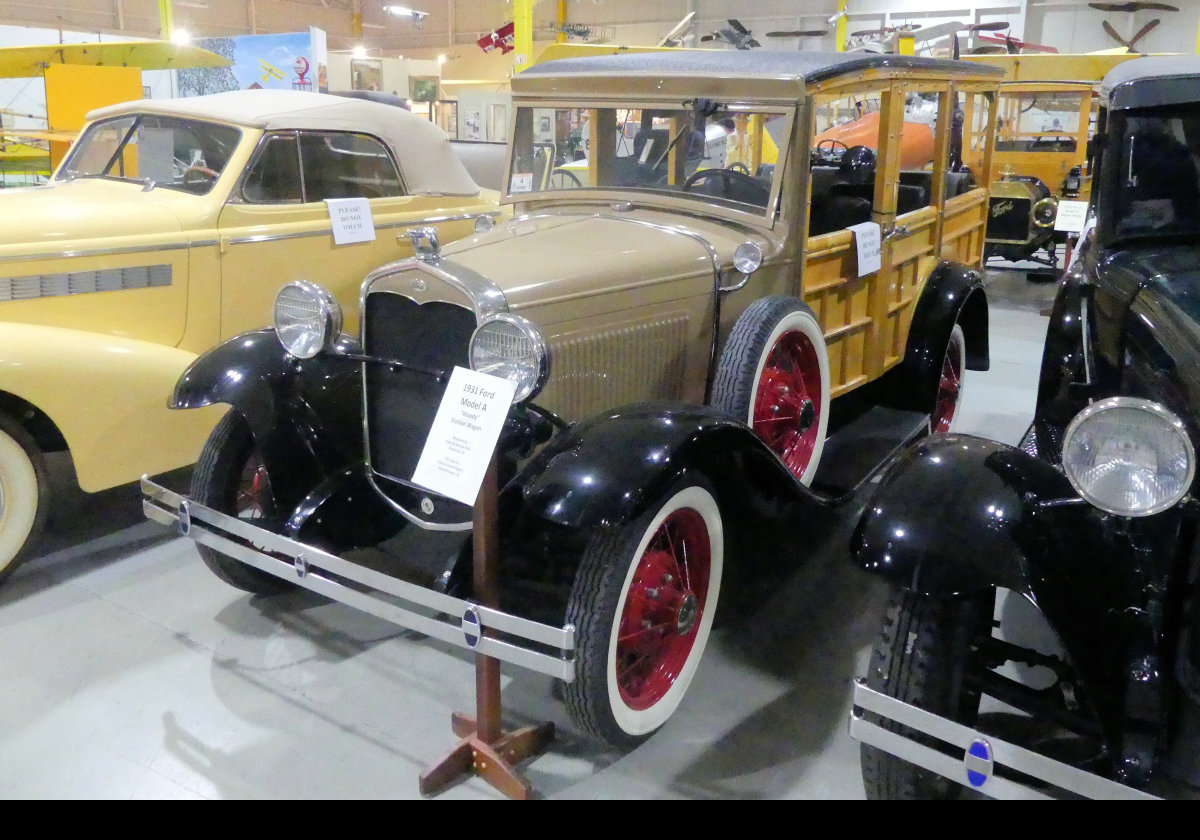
[0, 40, 230, 80]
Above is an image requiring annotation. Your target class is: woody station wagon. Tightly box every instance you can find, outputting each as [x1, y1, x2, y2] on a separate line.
[143, 51, 1004, 750]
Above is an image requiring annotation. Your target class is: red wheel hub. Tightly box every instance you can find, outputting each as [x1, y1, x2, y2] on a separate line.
[616, 507, 711, 711]
[753, 330, 823, 480]
[236, 460, 271, 519]
[933, 333, 964, 434]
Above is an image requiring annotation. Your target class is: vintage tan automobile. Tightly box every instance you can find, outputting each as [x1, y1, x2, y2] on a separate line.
[0, 88, 499, 582]
[144, 51, 1003, 752]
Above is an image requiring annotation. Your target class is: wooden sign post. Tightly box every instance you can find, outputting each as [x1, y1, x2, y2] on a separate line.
[418, 454, 555, 799]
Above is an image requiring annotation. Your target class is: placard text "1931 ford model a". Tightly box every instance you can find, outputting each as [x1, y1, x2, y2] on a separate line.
[144, 51, 1003, 750]
[849, 55, 1200, 800]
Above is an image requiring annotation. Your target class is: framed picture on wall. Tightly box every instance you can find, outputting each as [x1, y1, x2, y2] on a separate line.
[410, 77, 439, 102]
[351, 59, 382, 92]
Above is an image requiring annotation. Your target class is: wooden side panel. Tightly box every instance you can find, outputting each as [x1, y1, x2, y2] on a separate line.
[940, 188, 989, 269]
[802, 231, 872, 398]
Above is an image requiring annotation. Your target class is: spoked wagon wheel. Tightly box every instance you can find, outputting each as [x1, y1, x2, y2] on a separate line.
[0, 415, 49, 585]
[932, 324, 966, 434]
[565, 478, 724, 749]
[712, 296, 830, 485]
[190, 411, 293, 596]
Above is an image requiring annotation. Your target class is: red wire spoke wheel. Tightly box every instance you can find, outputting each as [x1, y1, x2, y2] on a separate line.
[565, 481, 724, 749]
[932, 324, 966, 434]
[712, 296, 830, 485]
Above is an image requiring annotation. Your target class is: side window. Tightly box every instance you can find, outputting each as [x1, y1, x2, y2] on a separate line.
[298, 132, 403, 201]
[808, 90, 882, 236]
[896, 88, 941, 216]
[242, 134, 302, 203]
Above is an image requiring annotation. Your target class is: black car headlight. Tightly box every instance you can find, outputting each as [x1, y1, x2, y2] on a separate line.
[468, 313, 549, 403]
[1062, 397, 1195, 517]
[273, 280, 343, 359]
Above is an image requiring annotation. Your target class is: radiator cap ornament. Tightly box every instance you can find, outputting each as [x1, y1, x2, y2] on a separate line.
[409, 226, 441, 261]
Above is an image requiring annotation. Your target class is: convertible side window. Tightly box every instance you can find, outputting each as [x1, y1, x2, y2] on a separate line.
[242, 134, 302, 203]
[298, 132, 404, 201]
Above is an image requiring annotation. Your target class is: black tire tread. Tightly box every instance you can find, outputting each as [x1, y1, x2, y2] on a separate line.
[711, 295, 817, 422]
[191, 411, 292, 596]
[860, 587, 991, 800]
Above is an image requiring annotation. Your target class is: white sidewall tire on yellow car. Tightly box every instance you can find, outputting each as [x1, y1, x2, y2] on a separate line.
[0, 415, 49, 583]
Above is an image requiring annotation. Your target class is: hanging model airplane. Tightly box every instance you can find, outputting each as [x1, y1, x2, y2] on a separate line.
[477, 21, 515, 54]
[700, 19, 762, 50]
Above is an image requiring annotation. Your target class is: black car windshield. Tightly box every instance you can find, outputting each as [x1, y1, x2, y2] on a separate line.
[57, 114, 242, 195]
[507, 102, 788, 216]
[1103, 105, 1200, 244]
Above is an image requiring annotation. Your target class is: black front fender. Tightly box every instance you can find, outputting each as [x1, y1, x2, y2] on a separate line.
[852, 433, 1086, 597]
[498, 402, 832, 620]
[172, 329, 365, 511]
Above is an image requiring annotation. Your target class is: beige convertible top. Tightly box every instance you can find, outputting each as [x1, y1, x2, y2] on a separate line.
[87, 89, 480, 196]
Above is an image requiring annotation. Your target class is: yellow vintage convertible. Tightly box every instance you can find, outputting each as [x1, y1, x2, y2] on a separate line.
[0, 88, 499, 582]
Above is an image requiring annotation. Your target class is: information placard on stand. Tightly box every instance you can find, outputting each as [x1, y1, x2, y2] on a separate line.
[416, 370, 554, 799]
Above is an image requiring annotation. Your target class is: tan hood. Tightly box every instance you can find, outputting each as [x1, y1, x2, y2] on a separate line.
[440, 212, 745, 309]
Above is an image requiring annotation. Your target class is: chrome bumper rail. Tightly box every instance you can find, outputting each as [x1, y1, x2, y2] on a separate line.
[141, 477, 576, 682]
[849, 679, 1159, 800]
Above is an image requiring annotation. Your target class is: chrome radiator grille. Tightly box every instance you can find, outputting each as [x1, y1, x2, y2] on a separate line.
[363, 289, 476, 487]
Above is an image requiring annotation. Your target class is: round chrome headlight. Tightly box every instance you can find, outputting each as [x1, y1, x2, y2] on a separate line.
[1062, 397, 1195, 517]
[273, 280, 342, 360]
[468, 314, 549, 403]
[1033, 196, 1059, 228]
[733, 241, 763, 274]
[474, 213, 496, 234]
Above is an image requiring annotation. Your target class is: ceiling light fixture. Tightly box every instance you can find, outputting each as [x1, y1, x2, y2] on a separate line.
[382, 5, 429, 28]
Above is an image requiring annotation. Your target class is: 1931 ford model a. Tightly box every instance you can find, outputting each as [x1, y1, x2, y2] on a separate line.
[849, 55, 1200, 799]
[142, 51, 1002, 751]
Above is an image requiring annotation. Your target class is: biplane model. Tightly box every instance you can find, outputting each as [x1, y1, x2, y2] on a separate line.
[477, 21, 516, 54]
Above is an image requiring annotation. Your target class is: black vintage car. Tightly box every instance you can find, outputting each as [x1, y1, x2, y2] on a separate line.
[848, 55, 1200, 799]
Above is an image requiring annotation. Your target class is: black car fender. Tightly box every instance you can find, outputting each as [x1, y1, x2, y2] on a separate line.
[172, 328, 365, 510]
[884, 260, 989, 413]
[499, 401, 830, 601]
[852, 433, 1170, 731]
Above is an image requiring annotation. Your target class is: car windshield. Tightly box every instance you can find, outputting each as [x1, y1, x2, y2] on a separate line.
[995, 89, 1089, 154]
[57, 114, 242, 194]
[507, 102, 789, 216]
[1104, 104, 1200, 243]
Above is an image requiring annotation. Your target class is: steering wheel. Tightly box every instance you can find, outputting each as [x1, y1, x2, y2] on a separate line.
[727, 161, 751, 174]
[182, 165, 219, 187]
[812, 138, 849, 166]
[682, 167, 769, 205]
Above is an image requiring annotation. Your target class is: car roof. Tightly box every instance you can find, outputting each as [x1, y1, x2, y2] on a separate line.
[1100, 54, 1200, 110]
[515, 49, 1002, 99]
[86, 89, 481, 196]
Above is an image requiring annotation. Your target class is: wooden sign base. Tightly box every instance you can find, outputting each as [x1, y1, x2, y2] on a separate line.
[418, 455, 555, 799]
